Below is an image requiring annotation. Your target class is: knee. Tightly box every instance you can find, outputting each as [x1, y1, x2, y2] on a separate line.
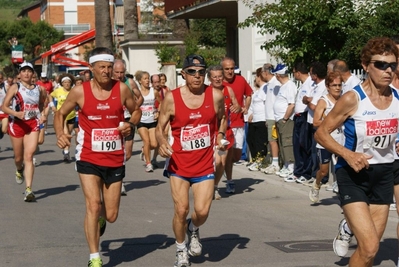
[87, 201, 102, 216]
[194, 205, 211, 220]
[358, 239, 379, 261]
[106, 210, 119, 223]
[175, 204, 189, 220]
[319, 169, 328, 178]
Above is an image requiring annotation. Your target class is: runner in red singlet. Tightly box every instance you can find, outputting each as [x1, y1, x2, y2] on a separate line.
[54, 47, 141, 267]
[156, 55, 227, 267]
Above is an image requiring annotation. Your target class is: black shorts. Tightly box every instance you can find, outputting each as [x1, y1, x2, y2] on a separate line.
[124, 117, 135, 141]
[394, 160, 399, 185]
[336, 163, 394, 206]
[76, 160, 125, 185]
[66, 117, 76, 125]
[317, 148, 332, 164]
[73, 118, 79, 129]
[137, 121, 157, 129]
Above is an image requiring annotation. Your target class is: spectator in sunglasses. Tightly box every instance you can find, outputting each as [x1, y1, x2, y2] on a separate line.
[315, 37, 399, 266]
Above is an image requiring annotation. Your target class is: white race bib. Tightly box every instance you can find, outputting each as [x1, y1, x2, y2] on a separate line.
[181, 124, 211, 151]
[91, 128, 122, 152]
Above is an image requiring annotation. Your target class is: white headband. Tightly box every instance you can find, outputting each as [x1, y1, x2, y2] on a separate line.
[89, 54, 115, 64]
[61, 76, 71, 83]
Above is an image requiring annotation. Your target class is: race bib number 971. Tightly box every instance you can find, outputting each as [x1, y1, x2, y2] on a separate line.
[91, 128, 122, 152]
[365, 119, 398, 149]
[181, 124, 211, 151]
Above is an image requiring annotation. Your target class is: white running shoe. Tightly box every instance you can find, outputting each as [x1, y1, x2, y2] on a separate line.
[302, 177, 315, 186]
[174, 250, 190, 267]
[186, 219, 202, 257]
[145, 163, 154, 172]
[264, 165, 280, 175]
[213, 188, 221, 200]
[279, 168, 292, 178]
[284, 175, 297, 183]
[121, 182, 127, 196]
[248, 162, 259, 171]
[333, 219, 353, 257]
[390, 203, 397, 211]
[309, 180, 320, 203]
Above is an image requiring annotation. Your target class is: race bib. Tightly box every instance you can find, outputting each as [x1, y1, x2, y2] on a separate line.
[91, 128, 122, 152]
[141, 105, 154, 117]
[181, 124, 211, 151]
[365, 118, 398, 149]
[24, 103, 39, 119]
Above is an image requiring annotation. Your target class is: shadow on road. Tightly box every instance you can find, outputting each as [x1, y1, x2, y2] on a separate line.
[101, 233, 249, 266]
[334, 238, 397, 266]
[310, 195, 340, 207]
[123, 179, 166, 193]
[219, 177, 264, 198]
[101, 234, 175, 266]
[34, 184, 80, 200]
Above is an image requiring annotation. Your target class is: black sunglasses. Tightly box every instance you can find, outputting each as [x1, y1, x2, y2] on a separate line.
[185, 69, 206, 76]
[370, 60, 398, 71]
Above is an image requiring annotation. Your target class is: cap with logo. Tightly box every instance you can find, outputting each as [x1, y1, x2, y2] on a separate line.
[182, 54, 206, 69]
[271, 63, 288, 75]
[19, 62, 34, 72]
[41, 72, 47, 78]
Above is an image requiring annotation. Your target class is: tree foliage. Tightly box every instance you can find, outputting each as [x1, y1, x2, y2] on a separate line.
[239, 0, 399, 69]
[191, 19, 226, 48]
[0, 18, 63, 66]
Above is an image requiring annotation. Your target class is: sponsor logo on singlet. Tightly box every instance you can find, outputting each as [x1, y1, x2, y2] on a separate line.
[97, 103, 110, 110]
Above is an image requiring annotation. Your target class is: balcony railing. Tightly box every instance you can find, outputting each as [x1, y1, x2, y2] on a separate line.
[53, 24, 91, 34]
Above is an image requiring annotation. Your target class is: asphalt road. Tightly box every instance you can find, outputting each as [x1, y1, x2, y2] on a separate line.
[0, 117, 397, 267]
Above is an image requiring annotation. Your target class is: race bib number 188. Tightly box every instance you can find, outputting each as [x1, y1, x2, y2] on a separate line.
[181, 124, 211, 151]
[91, 128, 122, 152]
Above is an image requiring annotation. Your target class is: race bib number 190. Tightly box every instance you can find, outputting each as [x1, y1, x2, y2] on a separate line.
[91, 128, 122, 152]
[181, 124, 211, 151]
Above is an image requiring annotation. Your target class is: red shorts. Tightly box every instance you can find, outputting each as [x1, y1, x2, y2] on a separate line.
[0, 114, 8, 120]
[226, 127, 234, 150]
[8, 118, 39, 138]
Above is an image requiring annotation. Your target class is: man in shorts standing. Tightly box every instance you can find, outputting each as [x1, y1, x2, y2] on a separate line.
[156, 55, 227, 267]
[54, 47, 141, 267]
[221, 57, 252, 193]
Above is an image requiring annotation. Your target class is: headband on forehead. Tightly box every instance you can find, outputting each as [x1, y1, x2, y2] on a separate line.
[89, 54, 115, 64]
[61, 76, 71, 83]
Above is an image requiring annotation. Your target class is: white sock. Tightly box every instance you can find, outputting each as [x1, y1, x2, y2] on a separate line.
[64, 149, 69, 154]
[176, 241, 187, 251]
[90, 252, 100, 260]
[272, 157, 279, 166]
[343, 222, 352, 235]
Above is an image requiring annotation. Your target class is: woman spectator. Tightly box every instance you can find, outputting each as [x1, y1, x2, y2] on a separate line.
[315, 37, 399, 265]
[247, 67, 267, 171]
[309, 71, 343, 203]
[136, 71, 159, 172]
[1, 62, 47, 202]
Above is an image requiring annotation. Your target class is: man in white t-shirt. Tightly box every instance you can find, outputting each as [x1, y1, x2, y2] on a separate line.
[302, 61, 327, 185]
[261, 63, 281, 174]
[333, 60, 361, 94]
[272, 64, 296, 180]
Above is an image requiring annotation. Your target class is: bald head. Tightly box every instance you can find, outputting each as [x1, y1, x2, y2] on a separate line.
[113, 59, 126, 81]
[333, 60, 350, 73]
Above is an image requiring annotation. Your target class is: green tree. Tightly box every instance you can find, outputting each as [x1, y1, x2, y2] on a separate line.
[124, 0, 139, 40]
[239, 0, 357, 67]
[191, 19, 226, 48]
[0, 18, 63, 66]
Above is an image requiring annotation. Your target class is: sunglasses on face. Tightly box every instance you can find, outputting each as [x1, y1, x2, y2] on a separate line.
[185, 69, 206, 76]
[370, 60, 398, 71]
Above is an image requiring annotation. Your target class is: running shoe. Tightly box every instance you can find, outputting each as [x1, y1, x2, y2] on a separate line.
[99, 216, 107, 237]
[15, 168, 24, 184]
[390, 203, 397, 211]
[63, 151, 71, 163]
[295, 176, 307, 184]
[174, 250, 190, 267]
[121, 182, 127, 196]
[88, 257, 103, 267]
[213, 188, 221, 200]
[24, 187, 35, 202]
[264, 165, 280, 175]
[309, 180, 320, 203]
[279, 168, 292, 178]
[225, 181, 235, 194]
[302, 177, 315, 186]
[233, 160, 245, 166]
[284, 175, 297, 183]
[186, 219, 202, 257]
[333, 218, 353, 257]
[248, 162, 259, 171]
[145, 163, 154, 172]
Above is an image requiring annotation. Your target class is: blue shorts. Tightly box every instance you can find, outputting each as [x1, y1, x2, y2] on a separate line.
[167, 172, 215, 185]
[317, 148, 332, 164]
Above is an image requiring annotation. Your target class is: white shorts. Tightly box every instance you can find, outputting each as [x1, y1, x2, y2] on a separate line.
[232, 127, 245, 149]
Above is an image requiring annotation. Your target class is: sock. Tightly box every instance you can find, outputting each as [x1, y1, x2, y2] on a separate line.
[90, 252, 100, 260]
[272, 157, 279, 166]
[188, 219, 198, 232]
[176, 241, 187, 251]
[64, 149, 69, 154]
[343, 222, 352, 235]
[287, 163, 294, 172]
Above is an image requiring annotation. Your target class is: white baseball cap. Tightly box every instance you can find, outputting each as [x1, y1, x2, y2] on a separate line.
[19, 62, 34, 72]
[41, 72, 47, 78]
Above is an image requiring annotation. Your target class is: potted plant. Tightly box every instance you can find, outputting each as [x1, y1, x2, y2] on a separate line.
[155, 42, 180, 65]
